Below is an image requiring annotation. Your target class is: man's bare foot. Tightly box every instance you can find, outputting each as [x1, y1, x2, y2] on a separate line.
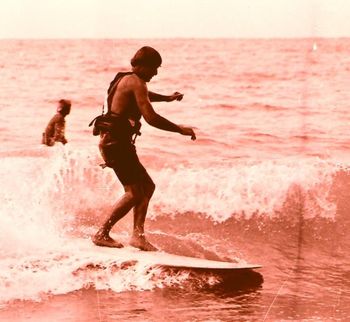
[92, 232, 124, 248]
[129, 235, 158, 251]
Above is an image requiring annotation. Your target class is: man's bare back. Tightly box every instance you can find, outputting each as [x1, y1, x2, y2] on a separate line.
[110, 74, 143, 119]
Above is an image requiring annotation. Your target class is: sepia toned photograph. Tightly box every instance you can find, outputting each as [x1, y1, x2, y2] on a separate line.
[0, 0, 349, 321]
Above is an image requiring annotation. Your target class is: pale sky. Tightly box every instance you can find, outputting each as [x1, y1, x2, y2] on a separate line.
[0, 0, 349, 38]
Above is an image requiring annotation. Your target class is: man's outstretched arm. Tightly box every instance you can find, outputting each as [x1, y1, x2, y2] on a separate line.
[134, 80, 196, 140]
[148, 91, 184, 102]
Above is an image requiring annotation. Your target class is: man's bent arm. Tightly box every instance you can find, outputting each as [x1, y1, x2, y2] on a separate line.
[148, 91, 170, 102]
[148, 91, 184, 102]
[134, 80, 182, 133]
[146, 113, 182, 133]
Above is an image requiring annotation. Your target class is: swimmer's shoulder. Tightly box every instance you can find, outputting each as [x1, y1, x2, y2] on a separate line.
[121, 73, 146, 89]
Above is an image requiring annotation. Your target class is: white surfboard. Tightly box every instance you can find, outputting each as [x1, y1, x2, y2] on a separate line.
[86, 242, 262, 272]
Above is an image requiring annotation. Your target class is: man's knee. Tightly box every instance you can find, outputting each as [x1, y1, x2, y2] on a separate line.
[145, 180, 155, 199]
[125, 179, 155, 203]
[125, 185, 144, 204]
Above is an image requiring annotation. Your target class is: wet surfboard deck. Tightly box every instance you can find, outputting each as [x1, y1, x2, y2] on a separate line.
[89, 243, 262, 272]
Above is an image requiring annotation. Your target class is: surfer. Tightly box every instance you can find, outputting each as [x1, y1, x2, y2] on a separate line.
[42, 99, 71, 146]
[92, 46, 196, 251]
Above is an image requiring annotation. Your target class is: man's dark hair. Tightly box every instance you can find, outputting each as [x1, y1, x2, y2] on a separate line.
[131, 46, 162, 68]
[58, 99, 71, 115]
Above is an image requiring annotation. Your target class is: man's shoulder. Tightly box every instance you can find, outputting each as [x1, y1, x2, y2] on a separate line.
[123, 73, 146, 88]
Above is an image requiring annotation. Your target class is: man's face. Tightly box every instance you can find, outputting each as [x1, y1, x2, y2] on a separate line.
[140, 65, 159, 82]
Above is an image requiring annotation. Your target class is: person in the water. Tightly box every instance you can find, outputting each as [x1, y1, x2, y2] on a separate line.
[42, 99, 71, 146]
[92, 46, 196, 251]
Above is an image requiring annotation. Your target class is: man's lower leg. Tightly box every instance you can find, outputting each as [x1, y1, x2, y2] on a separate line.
[93, 191, 136, 247]
[130, 197, 158, 251]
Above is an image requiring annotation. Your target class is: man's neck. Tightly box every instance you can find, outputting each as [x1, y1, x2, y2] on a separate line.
[132, 67, 148, 83]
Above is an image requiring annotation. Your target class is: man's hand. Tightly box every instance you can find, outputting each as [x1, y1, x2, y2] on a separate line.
[61, 138, 68, 145]
[179, 125, 196, 141]
[168, 92, 184, 102]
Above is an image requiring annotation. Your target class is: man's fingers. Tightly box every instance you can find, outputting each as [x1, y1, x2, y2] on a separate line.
[190, 129, 196, 140]
[179, 126, 196, 140]
[173, 92, 184, 101]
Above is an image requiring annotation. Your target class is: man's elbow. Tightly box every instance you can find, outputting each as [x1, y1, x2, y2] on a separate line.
[144, 113, 158, 126]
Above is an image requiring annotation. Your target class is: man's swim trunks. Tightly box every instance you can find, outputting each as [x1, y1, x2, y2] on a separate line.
[99, 132, 148, 185]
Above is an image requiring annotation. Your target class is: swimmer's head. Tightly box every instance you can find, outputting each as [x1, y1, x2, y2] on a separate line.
[131, 46, 162, 68]
[131, 47, 162, 82]
[57, 99, 71, 116]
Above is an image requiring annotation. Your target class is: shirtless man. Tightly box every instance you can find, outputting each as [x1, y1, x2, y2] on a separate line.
[92, 46, 196, 251]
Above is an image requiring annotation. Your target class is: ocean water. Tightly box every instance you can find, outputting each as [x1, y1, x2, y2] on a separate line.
[0, 39, 349, 321]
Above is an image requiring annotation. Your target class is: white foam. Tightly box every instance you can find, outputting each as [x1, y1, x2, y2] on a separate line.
[0, 238, 220, 304]
[0, 147, 344, 304]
